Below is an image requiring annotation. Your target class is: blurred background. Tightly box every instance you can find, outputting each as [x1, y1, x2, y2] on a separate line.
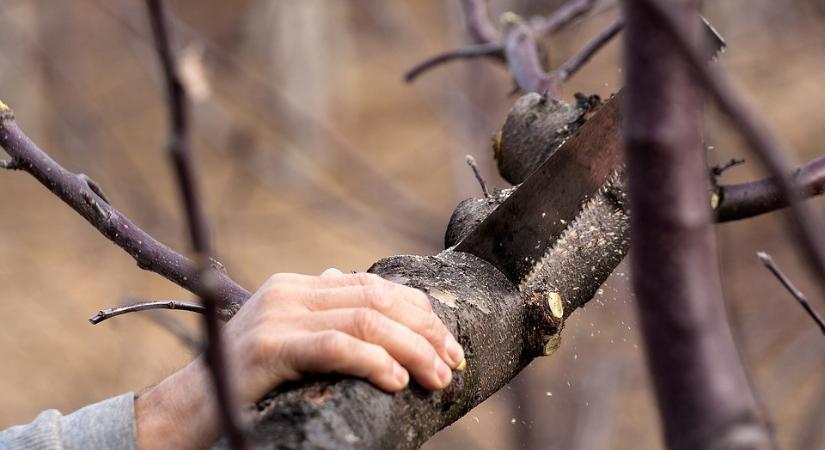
[1, 0, 825, 448]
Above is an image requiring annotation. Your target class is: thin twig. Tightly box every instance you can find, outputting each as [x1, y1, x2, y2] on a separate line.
[758, 252, 825, 334]
[459, 0, 501, 44]
[146, 1, 249, 448]
[403, 43, 503, 82]
[711, 158, 745, 177]
[89, 300, 206, 325]
[640, 0, 825, 299]
[532, 0, 599, 36]
[551, 18, 624, 83]
[465, 154, 490, 198]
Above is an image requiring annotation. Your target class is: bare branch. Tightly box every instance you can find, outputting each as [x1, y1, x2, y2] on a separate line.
[501, 15, 559, 96]
[464, 154, 490, 198]
[711, 158, 745, 177]
[403, 43, 503, 82]
[758, 252, 825, 335]
[89, 300, 206, 325]
[622, 0, 771, 448]
[716, 155, 825, 222]
[551, 18, 623, 83]
[410, 0, 611, 96]
[640, 0, 825, 302]
[459, 0, 501, 44]
[146, 0, 248, 448]
[532, 0, 599, 36]
[0, 108, 249, 318]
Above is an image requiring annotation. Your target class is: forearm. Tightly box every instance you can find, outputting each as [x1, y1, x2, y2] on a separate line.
[136, 359, 221, 450]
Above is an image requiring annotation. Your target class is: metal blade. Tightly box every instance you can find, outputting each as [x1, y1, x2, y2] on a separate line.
[454, 18, 725, 285]
[455, 93, 623, 285]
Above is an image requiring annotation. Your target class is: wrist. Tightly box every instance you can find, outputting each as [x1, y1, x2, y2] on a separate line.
[135, 359, 220, 450]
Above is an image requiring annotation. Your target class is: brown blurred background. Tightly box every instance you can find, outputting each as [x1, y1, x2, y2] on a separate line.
[1, 1, 824, 448]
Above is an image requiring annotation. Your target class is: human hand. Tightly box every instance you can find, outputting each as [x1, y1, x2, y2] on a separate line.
[224, 269, 464, 401]
[136, 269, 463, 450]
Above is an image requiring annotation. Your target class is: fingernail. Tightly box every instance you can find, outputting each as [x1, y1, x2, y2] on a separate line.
[435, 357, 452, 387]
[393, 363, 409, 387]
[444, 336, 464, 368]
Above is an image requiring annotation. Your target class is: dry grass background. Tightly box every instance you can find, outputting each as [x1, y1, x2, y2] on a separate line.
[1, 1, 824, 449]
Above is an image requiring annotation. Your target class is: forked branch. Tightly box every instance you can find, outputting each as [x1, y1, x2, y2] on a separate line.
[407, 0, 618, 96]
[0, 104, 249, 318]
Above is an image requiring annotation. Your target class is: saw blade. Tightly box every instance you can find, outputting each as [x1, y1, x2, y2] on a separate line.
[455, 93, 623, 285]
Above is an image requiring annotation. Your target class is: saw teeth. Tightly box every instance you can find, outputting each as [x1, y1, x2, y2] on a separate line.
[518, 170, 623, 292]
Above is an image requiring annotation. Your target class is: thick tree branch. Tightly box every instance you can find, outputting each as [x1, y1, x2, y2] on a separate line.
[716, 155, 825, 222]
[0, 105, 249, 318]
[220, 175, 630, 450]
[89, 300, 206, 325]
[757, 252, 825, 335]
[639, 0, 825, 301]
[622, 1, 771, 449]
[145, 0, 248, 448]
[209, 92, 630, 450]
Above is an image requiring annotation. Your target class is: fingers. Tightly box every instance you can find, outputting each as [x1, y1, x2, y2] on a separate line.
[320, 268, 344, 278]
[304, 308, 453, 390]
[282, 331, 409, 392]
[301, 286, 464, 369]
[268, 271, 433, 311]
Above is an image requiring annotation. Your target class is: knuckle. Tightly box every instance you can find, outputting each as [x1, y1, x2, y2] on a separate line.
[353, 272, 383, 287]
[409, 334, 436, 361]
[354, 308, 383, 337]
[423, 312, 447, 339]
[261, 283, 287, 304]
[364, 287, 393, 313]
[267, 273, 290, 285]
[316, 330, 349, 357]
[407, 289, 432, 311]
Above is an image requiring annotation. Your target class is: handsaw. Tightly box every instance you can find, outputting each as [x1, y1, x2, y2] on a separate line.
[454, 19, 725, 286]
[455, 93, 622, 285]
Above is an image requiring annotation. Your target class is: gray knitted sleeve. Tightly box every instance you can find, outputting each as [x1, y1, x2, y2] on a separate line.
[0, 392, 138, 450]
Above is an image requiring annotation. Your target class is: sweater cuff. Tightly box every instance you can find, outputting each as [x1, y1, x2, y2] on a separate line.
[61, 392, 138, 450]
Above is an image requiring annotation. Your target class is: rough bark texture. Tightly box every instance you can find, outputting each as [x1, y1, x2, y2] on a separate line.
[214, 95, 631, 449]
[494, 92, 600, 185]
